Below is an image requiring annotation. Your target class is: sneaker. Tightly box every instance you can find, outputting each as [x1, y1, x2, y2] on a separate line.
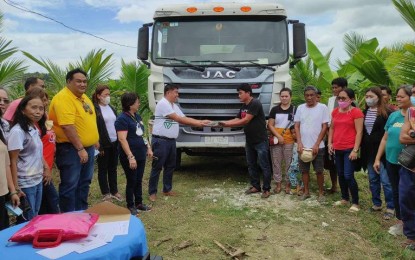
[383, 209, 395, 220]
[149, 194, 157, 202]
[136, 204, 152, 212]
[128, 206, 138, 215]
[261, 191, 271, 199]
[111, 193, 124, 202]
[102, 194, 112, 201]
[245, 187, 261, 195]
[388, 223, 403, 237]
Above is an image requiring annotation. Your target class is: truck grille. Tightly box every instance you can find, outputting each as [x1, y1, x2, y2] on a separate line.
[177, 83, 262, 118]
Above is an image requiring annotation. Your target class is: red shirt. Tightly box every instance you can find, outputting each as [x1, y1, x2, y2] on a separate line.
[41, 130, 56, 169]
[332, 107, 364, 150]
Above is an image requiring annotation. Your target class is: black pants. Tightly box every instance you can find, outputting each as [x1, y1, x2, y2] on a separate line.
[386, 161, 401, 220]
[0, 195, 9, 231]
[97, 142, 119, 195]
[120, 155, 145, 208]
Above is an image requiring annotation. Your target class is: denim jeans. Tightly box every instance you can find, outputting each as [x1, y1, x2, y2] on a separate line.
[335, 149, 359, 205]
[399, 167, 415, 240]
[39, 182, 60, 214]
[120, 156, 146, 208]
[386, 161, 401, 220]
[22, 181, 43, 220]
[367, 160, 394, 209]
[56, 143, 95, 212]
[245, 140, 272, 192]
[149, 138, 176, 195]
[97, 142, 119, 195]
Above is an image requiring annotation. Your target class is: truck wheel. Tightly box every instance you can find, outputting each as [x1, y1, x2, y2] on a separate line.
[175, 149, 182, 171]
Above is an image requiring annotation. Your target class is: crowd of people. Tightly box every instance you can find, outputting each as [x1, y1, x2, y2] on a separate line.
[0, 71, 414, 250]
[262, 79, 415, 250]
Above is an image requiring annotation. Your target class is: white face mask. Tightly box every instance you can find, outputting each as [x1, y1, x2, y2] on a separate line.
[102, 96, 110, 105]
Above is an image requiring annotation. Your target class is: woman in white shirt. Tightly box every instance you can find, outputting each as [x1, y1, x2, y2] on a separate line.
[93, 85, 123, 202]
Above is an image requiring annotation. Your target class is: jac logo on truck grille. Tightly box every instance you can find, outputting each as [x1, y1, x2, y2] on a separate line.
[201, 70, 236, 79]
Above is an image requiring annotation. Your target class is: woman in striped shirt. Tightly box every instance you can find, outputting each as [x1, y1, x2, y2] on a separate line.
[361, 87, 394, 219]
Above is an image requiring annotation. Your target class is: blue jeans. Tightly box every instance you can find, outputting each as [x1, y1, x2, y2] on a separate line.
[56, 143, 95, 212]
[367, 160, 394, 209]
[245, 140, 271, 192]
[335, 149, 359, 205]
[399, 167, 415, 240]
[148, 138, 176, 195]
[22, 181, 43, 220]
[39, 182, 60, 214]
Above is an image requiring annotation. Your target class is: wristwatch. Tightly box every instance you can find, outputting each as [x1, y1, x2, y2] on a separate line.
[352, 149, 359, 153]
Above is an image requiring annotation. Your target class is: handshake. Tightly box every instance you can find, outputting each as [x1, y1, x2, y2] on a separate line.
[198, 120, 228, 127]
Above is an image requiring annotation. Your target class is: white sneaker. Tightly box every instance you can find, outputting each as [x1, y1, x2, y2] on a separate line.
[388, 223, 403, 237]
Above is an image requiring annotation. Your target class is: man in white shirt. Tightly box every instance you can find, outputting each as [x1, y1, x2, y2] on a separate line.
[148, 83, 211, 202]
[294, 86, 330, 201]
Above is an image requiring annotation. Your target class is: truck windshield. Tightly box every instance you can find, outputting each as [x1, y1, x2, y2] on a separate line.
[151, 18, 288, 66]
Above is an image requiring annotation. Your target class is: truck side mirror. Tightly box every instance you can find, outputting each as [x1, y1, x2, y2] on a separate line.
[293, 23, 307, 59]
[138, 26, 149, 61]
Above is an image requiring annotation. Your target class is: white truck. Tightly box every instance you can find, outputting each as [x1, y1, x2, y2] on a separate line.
[138, 3, 307, 167]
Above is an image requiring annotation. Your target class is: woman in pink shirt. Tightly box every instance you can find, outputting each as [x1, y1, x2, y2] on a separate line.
[328, 89, 364, 212]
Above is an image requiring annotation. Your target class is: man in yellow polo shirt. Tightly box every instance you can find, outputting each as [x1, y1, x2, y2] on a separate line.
[49, 68, 99, 212]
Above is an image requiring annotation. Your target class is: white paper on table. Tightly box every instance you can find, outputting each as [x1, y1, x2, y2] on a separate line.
[36, 235, 107, 259]
[36, 243, 76, 259]
[90, 220, 130, 239]
[74, 235, 107, 253]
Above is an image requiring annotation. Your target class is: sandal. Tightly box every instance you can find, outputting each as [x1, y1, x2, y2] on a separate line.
[383, 209, 395, 220]
[402, 239, 415, 249]
[349, 204, 360, 212]
[333, 200, 349, 207]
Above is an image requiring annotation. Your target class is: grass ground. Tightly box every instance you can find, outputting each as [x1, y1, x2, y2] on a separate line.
[85, 154, 414, 260]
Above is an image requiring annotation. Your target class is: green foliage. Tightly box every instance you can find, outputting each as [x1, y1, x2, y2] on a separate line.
[107, 60, 151, 122]
[393, 0, 415, 32]
[68, 49, 114, 96]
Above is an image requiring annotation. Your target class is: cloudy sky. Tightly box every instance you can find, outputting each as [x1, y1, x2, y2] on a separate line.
[1, 0, 412, 78]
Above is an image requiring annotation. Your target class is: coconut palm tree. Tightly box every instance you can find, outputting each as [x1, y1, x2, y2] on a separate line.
[392, 0, 415, 85]
[23, 49, 114, 97]
[108, 60, 151, 121]
[0, 11, 27, 90]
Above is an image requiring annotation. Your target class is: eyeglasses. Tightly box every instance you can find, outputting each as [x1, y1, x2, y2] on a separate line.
[77, 98, 93, 114]
[0, 98, 10, 104]
[336, 96, 348, 101]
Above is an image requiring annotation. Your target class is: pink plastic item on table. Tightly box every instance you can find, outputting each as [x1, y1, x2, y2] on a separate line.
[9, 213, 99, 248]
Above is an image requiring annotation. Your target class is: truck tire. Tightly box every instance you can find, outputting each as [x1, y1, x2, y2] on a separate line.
[175, 149, 182, 170]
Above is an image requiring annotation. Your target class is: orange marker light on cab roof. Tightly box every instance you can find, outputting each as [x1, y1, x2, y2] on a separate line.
[240, 6, 251, 12]
[213, 6, 224, 12]
[186, 7, 197, 13]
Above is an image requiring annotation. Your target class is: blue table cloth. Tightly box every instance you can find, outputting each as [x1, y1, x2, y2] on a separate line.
[0, 215, 148, 259]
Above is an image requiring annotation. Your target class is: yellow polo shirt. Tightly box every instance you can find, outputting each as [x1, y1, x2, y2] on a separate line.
[49, 87, 99, 147]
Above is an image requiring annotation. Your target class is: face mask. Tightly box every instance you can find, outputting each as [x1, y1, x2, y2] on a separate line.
[338, 100, 351, 109]
[102, 96, 110, 105]
[411, 96, 415, 106]
[365, 97, 378, 107]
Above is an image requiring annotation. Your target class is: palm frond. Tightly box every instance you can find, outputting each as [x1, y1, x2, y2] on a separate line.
[0, 58, 27, 88]
[393, 0, 415, 32]
[343, 32, 367, 57]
